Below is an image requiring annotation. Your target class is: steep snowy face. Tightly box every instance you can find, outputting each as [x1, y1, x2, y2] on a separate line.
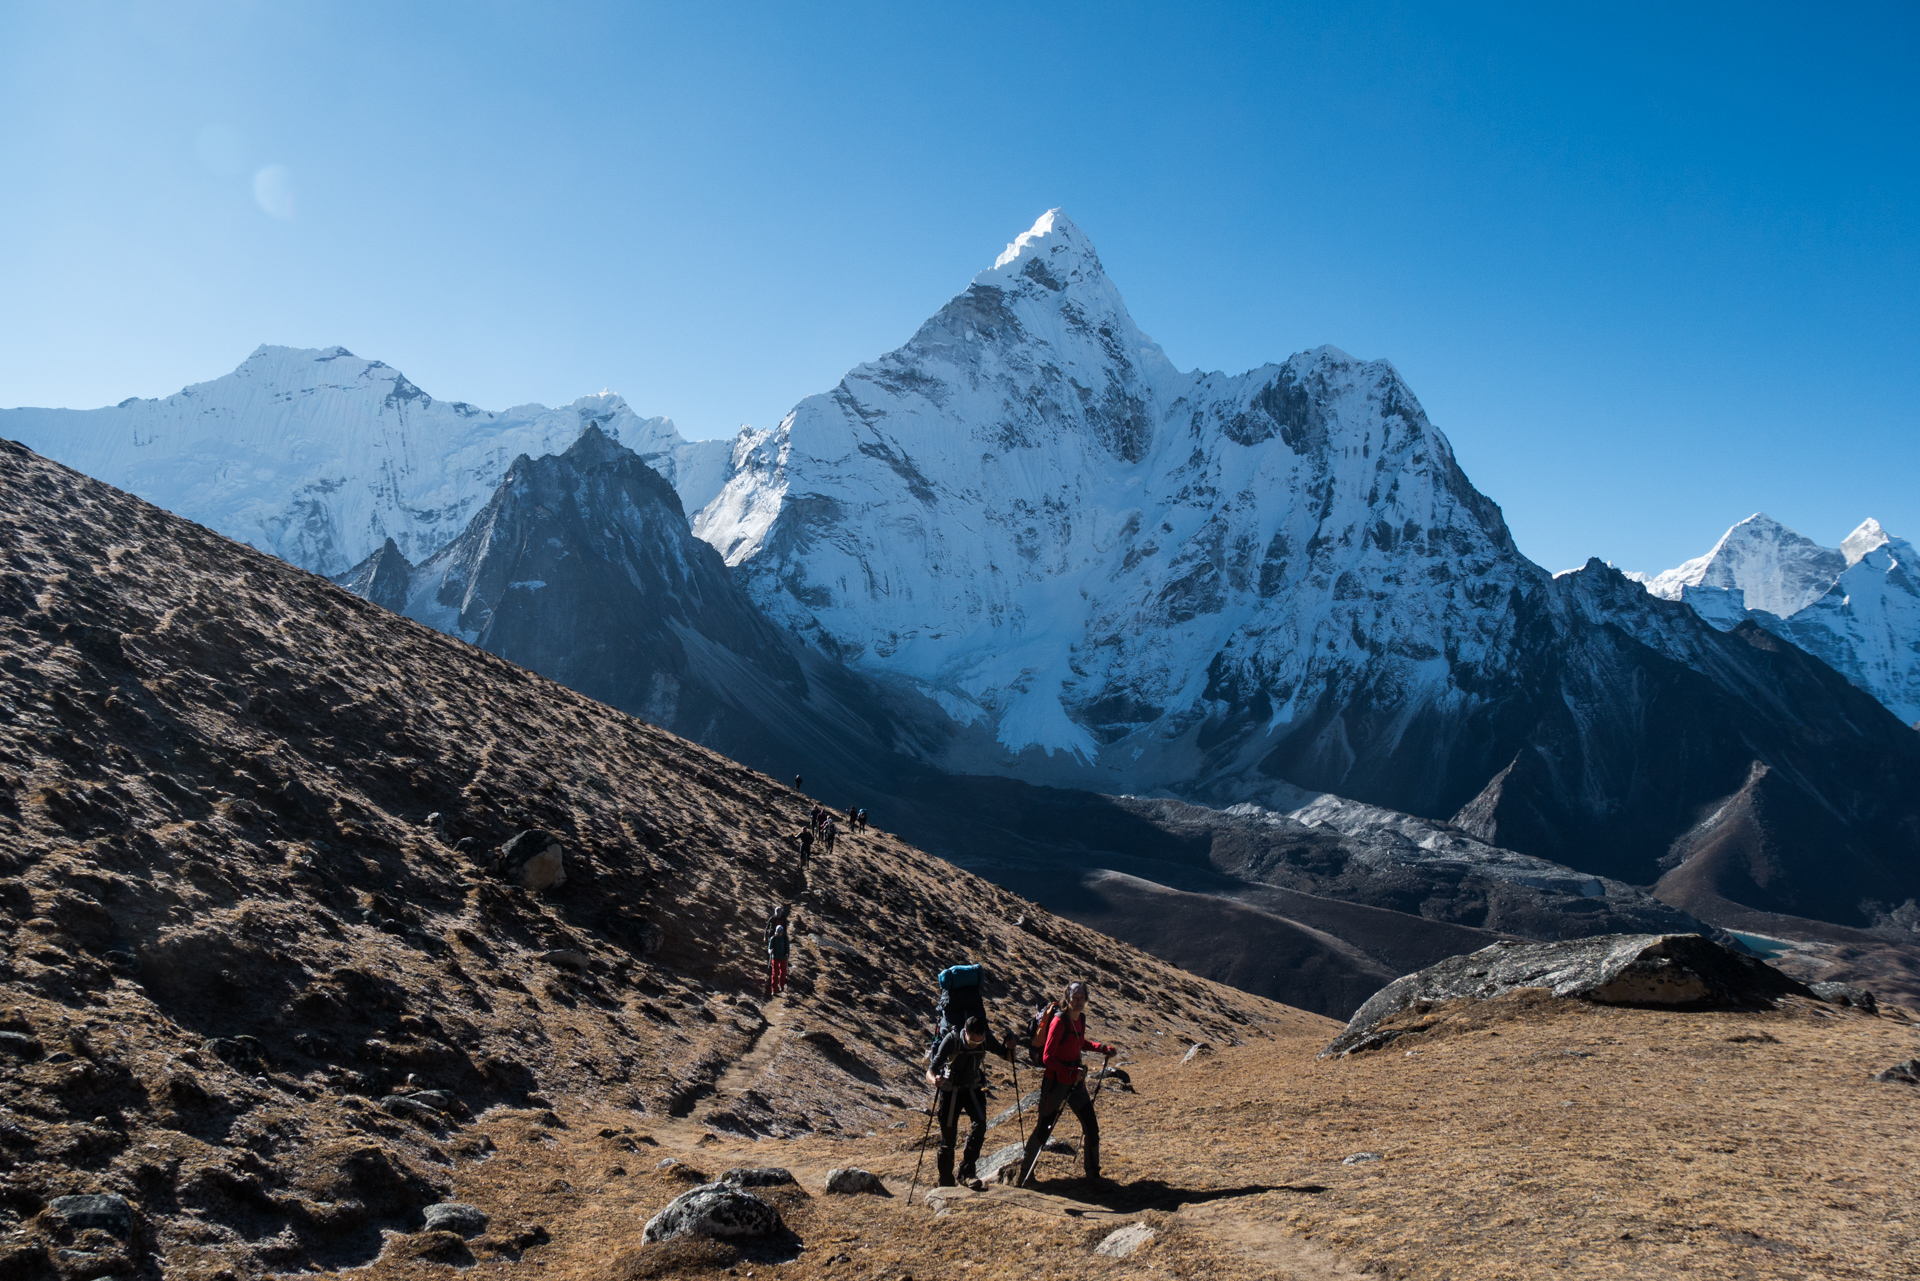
[1771, 532, 1920, 727]
[697, 209, 1542, 803]
[1, 345, 730, 576]
[1631, 513, 1844, 617]
[1630, 515, 1920, 727]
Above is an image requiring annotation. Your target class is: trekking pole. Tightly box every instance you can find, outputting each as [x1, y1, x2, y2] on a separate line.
[905, 1089, 938, 1208]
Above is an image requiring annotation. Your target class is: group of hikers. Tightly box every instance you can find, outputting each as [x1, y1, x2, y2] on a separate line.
[926, 966, 1117, 1190]
[794, 801, 868, 866]
[758, 906, 1115, 1189]
[772, 783, 1110, 1191]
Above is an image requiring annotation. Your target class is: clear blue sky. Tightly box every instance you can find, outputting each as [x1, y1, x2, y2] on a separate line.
[2, 2, 1914, 574]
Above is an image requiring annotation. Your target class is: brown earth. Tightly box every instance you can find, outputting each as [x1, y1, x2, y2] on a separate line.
[3, 439, 1917, 1280]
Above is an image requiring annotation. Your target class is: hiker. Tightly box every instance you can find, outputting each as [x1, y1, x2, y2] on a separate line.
[858, 807, 868, 833]
[925, 1014, 1014, 1187]
[767, 920, 791, 997]
[794, 774, 803, 791]
[1020, 981, 1118, 1185]
[822, 817, 837, 855]
[797, 825, 814, 869]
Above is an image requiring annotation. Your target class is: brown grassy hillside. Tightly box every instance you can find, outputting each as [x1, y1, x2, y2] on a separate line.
[0, 439, 1304, 1277]
[5, 437, 1915, 1281]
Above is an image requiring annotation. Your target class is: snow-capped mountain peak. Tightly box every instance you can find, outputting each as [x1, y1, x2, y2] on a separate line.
[1843, 516, 1891, 565]
[696, 208, 1535, 783]
[1632, 513, 1920, 726]
[1634, 511, 1844, 617]
[2, 345, 733, 576]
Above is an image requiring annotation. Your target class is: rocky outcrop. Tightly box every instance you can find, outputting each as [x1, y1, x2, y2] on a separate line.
[1324, 934, 1810, 1056]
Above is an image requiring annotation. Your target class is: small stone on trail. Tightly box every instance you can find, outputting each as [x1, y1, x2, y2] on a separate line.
[421, 1203, 489, 1237]
[1870, 1059, 1920, 1084]
[1095, 1223, 1155, 1259]
[1342, 1152, 1382, 1165]
[824, 1168, 889, 1196]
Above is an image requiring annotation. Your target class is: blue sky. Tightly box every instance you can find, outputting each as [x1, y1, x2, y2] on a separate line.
[2, 1, 1914, 573]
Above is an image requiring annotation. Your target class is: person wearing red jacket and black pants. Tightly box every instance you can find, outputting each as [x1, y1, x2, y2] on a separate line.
[1019, 980, 1119, 1185]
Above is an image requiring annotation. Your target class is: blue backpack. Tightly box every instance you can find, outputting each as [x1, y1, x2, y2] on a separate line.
[930, 964, 988, 1058]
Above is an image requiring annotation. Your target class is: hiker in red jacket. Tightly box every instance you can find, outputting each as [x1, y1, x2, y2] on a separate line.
[1019, 980, 1118, 1185]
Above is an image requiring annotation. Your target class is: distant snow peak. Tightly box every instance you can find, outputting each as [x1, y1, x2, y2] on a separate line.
[1843, 517, 1890, 565]
[1635, 513, 1920, 726]
[2, 345, 732, 576]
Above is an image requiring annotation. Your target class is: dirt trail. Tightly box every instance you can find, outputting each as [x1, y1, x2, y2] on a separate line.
[698, 993, 794, 1121]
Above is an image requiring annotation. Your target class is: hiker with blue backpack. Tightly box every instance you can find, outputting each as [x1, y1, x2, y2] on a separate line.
[924, 1013, 1014, 1187]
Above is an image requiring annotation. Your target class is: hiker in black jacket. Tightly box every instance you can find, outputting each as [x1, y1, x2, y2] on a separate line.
[924, 1014, 1014, 1187]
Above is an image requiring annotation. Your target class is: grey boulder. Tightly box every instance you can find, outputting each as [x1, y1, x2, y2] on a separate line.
[1325, 933, 1808, 1057]
[48, 1195, 134, 1238]
[720, 1167, 796, 1188]
[1870, 1059, 1920, 1085]
[1095, 1223, 1155, 1259]
[642, 1182, 782, 1243]
[823, 1168, 889, 1196]
[1809, 981, 1878, 1013]
[421, 1203, 489, 1237]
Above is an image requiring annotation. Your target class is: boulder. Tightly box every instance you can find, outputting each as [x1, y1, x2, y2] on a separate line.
[1095, 1223, 1155, 1259]
[822, 1168, 889, 1196]
[47, 1194, 134, 1238]
[719, 1167, 796, 1188]
[494, 830, 566, 891]
[1181, 1042, 1211, 1065]
[1870, 1059, 1920, 1085]
[641, 1183, 782, 1243]
[1324, 934, 1810, 1057]
[1809, 981, 1878, 1013]
[539, 949, 592, 972]
[977, 1143, 1027, 1183]
[421, 1203, 489, 1237]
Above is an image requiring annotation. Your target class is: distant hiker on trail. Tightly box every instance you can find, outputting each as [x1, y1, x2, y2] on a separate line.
[822, 817, 837, 855]
[797, 825, 814, 869]
[925, 1014, 1014, 1188]
[1020, 981, 1118, 1186]
[767, 920, 791, 998]
[794, 774, 803, 791]
[858, 807, 868, 832]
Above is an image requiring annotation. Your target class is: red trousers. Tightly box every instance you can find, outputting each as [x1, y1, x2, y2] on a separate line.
[768, 958, 787, 995]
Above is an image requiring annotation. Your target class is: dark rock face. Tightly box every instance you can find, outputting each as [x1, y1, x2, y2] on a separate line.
[641, 1182, 782, 1242]
[719, 1167, 797, 1188]
[333, 538, 414, 614]
[340, 425, 902, 798]
[1870, 1059, 1920, 1084]
[1325, 934, 1810, 1057]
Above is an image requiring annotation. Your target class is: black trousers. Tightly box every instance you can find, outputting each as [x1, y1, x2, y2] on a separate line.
[1021, 1076, 1100, 1180]
[935, 1086, 988, 1184]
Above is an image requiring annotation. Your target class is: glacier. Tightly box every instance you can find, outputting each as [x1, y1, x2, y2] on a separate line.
[1, 344, 732, 577]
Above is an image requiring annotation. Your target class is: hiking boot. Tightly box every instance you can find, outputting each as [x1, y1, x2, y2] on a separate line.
[962, 1177, 986, 1191]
